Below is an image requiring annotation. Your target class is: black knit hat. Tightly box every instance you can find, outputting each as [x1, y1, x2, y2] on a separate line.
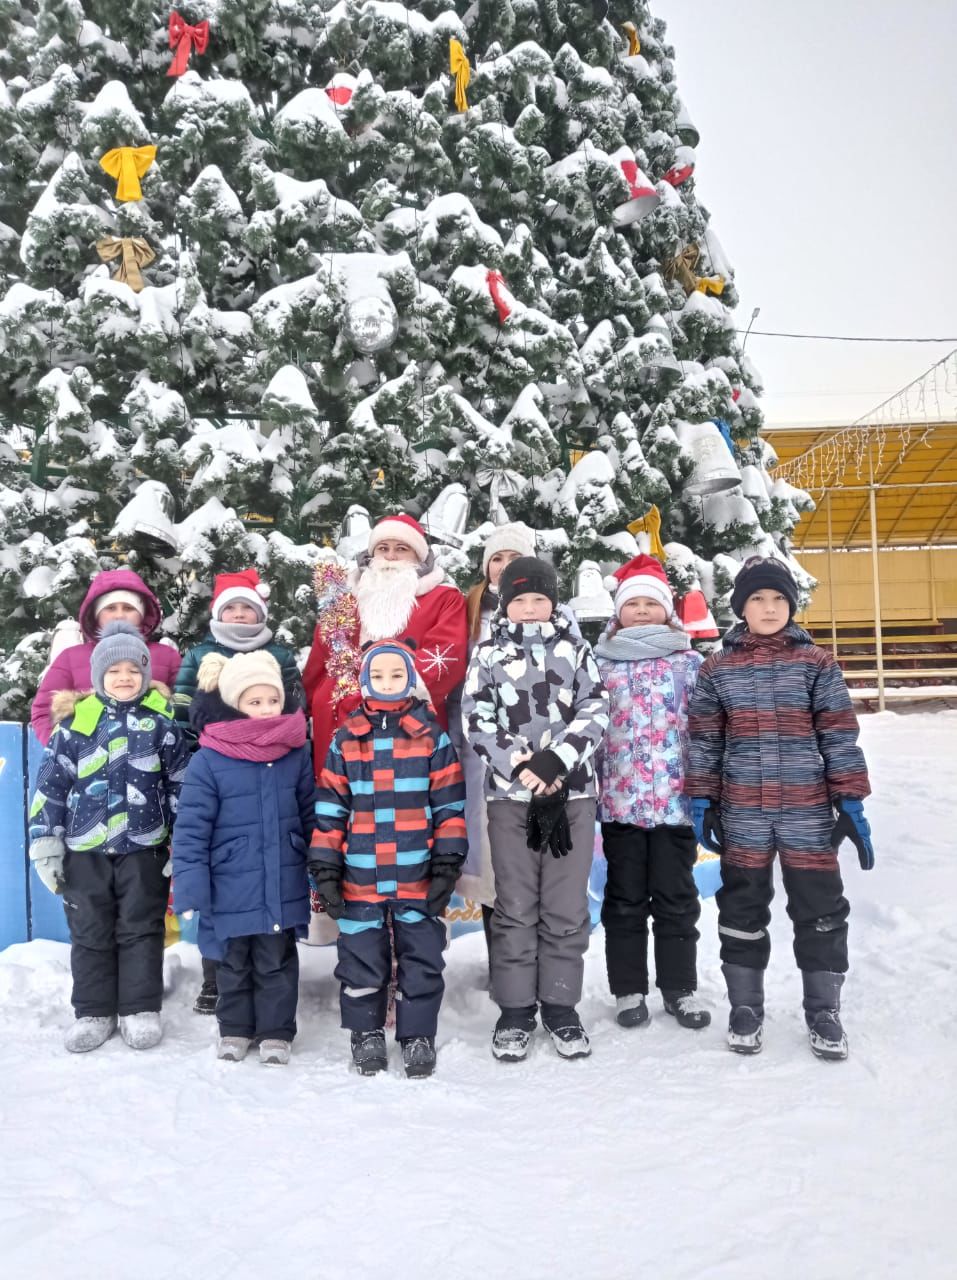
[730, 557, 799, 619]
[498, 556, 559, 610]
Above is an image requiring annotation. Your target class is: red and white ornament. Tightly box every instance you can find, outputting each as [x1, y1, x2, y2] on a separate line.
[486, 269, 514, 322]
[325, 73, 358, 107]
[675, 589, 719, 640]
[662, 145, 696, 187]
[610, 147, 660, 226]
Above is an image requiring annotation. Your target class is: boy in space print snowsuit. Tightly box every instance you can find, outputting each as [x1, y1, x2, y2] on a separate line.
[29, 622, 190, 1054]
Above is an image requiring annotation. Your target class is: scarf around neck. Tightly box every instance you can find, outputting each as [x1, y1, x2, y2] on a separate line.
[595, 623, 691, 662]
[200, 708, 306, 761]
[209, 619, 274, 652]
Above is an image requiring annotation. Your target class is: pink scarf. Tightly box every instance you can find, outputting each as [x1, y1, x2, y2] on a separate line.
[200, 709, 307, 762]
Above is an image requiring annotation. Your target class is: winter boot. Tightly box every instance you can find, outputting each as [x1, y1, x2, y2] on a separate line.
[65, 1015, 117, 1054]
[193, 980, 218, 1015]
[802, 971, 848, 1062]
[491, 1006, 537, 1063]
[217, 1036, 252, 1062]
[119, 1011, 163, 1050]
[662, 990, 712, 1030]
[259, 1039, 291, 1066]
[541, 1003, 592, 1060]
[615, 994, 650, 1029]
[722, 963, 765, 1055]
[351, 1029, 388, 1076]
[400, 1036, 437, 1079]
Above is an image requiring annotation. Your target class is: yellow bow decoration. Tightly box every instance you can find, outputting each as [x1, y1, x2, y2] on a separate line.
[626, 505, 667, 562]
[622, 22, 641, 56]
[449, 38, 471, 112]
[695, 275, 726, 297]
[98, 145, 158, 202]
[95, 236, 156, 292]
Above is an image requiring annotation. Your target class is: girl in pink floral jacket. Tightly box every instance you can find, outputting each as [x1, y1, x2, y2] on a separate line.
[594, 556, 710, 1035]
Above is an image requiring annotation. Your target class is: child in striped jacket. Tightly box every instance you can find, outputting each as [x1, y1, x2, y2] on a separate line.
[688, 557, 874, 1062]
[309, 639, 467, 1079]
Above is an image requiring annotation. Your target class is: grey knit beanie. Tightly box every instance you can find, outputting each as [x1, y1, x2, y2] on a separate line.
[91, 621, 151, 700]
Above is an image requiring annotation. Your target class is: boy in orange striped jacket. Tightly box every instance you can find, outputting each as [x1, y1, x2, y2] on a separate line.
[309, 639, 466, 1078]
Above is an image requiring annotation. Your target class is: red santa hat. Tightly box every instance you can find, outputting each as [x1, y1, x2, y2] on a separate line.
[367, 513, 429, 563]
[611, 555, 677, 620]
[211, 568, 271, 621]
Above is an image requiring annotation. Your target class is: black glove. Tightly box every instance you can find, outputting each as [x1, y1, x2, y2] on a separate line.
[309, 863, 344, 920]
[691, 799, 724, 853]
[830, 799, 875, 870]
[526, 784, 573, 859]
[425, 859, 461, 917]
[511, 749, 565, 788]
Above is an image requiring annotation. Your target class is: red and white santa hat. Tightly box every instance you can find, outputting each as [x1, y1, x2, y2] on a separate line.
[611, 554, 677, 621]
[367, 513, 430, 563]
[211, 568, 271, 621]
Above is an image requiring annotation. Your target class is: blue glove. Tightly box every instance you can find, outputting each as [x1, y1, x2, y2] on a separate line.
[691, 799, 724, 854]
[830, 799, 874, 870]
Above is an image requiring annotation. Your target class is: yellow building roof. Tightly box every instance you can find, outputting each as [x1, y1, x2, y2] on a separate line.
[766, 420, 957, 550]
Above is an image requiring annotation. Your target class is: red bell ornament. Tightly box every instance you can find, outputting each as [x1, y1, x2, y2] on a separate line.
[676, 589, 719, 640]
[662, 145, 696, 187]
[611, 147, 660, 226]
[325, 73, 357, 107]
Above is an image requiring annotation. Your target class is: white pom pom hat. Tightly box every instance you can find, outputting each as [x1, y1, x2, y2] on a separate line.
[210, 568, 271, 621]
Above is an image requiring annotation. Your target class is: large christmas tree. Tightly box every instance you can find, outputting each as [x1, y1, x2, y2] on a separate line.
[0, 0, 811, 717]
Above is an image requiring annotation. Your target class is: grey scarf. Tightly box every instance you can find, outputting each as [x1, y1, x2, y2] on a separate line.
[594, 623, 690, 662]
[209, 619, 274, 652]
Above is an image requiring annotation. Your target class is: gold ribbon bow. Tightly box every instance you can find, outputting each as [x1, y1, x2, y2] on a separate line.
[98, 145, 157, 202]
[695, 275, 726, 297]
[626, 505, 667, 562]
[622, 22, 641, 56]
[664, 244, 726, 297]
[449, 39, 471, 112]
[95, 236, 156, 292]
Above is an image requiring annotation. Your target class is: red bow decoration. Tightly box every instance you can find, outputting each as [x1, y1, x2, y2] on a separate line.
[486, 270, 512, 323]
[167, 12, 209, 77]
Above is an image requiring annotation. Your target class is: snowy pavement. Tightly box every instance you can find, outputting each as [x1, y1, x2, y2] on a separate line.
[1, 711, 954, 1279]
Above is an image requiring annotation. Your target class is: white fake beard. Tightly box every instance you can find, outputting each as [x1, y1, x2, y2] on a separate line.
[355, 560, 420, 642]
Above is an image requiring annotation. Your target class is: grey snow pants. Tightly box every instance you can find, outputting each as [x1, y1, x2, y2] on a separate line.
[487, 797, 596, 1010]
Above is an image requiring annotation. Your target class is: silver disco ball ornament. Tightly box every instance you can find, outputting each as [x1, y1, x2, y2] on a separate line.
[344, 295, 399, 354]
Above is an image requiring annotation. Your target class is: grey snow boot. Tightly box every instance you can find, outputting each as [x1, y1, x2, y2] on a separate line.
[662, 990, 712, 1030]
[259, 1039, 291, 1065]
[615, 994, 650, 1029]
[802, 971, 848, 1061]
[217, 1036, 252, 1062]
[65, 1015, 117, 1054]
[351, 1029, 388, 1075]
[723, 963, 765, 1055]
[119, 1012, 163, 1050]
[400, 1036, 437, 1079]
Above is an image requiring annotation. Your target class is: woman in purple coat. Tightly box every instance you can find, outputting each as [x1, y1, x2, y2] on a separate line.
[31, 569, 182, 745]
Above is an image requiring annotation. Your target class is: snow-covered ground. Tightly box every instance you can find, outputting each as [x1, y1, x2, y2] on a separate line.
[1, 711, 954, 1279]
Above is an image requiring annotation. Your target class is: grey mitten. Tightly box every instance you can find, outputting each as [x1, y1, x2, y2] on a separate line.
[30, 836, 66, 895]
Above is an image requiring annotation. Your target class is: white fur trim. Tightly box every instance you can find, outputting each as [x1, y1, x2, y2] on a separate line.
[482, 522, 536, 576]
[615, 576, 674, 617]
[212, 586, 268, 620]
[368, 517, 428, 563]
[93, 590, 145, 618]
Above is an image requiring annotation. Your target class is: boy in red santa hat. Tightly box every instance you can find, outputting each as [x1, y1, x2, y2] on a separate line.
[303, 513, 468, 779]
[173, 567, 305, 1015]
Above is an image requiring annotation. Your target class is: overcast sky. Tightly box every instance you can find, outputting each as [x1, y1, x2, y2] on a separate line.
[654, 0, 957, 426]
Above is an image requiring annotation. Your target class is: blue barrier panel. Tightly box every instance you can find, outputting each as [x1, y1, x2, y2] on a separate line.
[0, 722, 29, 949]
[26, 728, 70, 945]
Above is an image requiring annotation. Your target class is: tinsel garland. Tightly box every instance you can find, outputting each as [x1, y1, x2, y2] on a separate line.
[312, 559, 361, 712]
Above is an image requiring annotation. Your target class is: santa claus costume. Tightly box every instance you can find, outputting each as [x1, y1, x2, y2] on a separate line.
[303, 513, 468, 778]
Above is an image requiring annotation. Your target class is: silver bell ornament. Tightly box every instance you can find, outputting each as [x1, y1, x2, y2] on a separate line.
[422, 483, 470, 548]
[675, 422, 742, 496]
[636, 331, 682, 388]
[337, 503, 372, 561]
[568, 560, 615, 623]
[344, 295, 399, 354]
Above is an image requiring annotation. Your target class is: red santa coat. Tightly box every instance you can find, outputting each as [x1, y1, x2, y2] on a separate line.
[303, 567, 468, 777]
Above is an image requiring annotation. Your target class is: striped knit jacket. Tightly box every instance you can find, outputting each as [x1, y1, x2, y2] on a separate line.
[310, 698, 467, 904]
[687, 622, 870, 809]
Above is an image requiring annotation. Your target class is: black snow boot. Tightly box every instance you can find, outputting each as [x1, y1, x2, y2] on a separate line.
[723, 963, 765, 1055]
[662, 990, 712, 1030]
[802, 971, 848, 1061]
[351, 1029, 388, 1076]
[541, 1003, 591, 1060]
[192, 980, 218, 1015]
[615, 994, 650, 1028]
[491, 1005, 537, 1063]
[400, 1036, 437, 1079]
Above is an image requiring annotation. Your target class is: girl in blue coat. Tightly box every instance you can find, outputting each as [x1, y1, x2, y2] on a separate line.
[172, 650, 316, 1066]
